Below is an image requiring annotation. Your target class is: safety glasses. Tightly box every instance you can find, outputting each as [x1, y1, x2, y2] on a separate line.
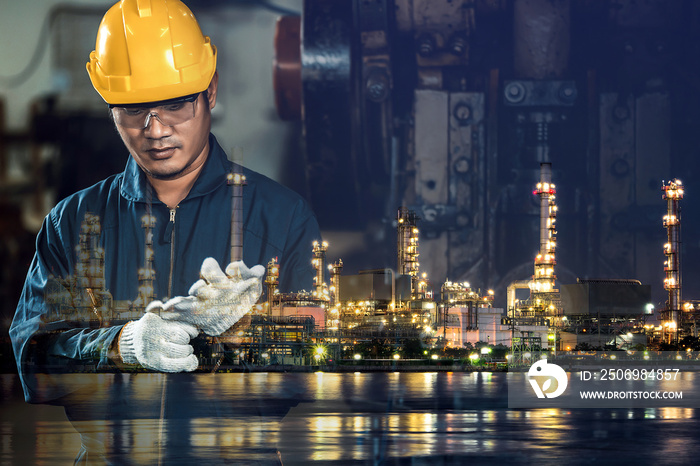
[110, 93, 200, 129]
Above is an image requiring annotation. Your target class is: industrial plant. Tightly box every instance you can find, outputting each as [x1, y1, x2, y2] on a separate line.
[41, 160, 700, 370]
[262, 168, 693, 358]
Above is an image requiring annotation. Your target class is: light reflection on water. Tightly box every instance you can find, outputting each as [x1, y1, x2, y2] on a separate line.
[3, 372, 700, 464]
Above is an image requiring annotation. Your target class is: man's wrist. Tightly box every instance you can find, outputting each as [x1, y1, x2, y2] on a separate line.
[109, 322, 138, 369]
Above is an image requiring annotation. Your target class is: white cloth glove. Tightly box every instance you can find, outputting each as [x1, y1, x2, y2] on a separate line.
[160, 257, 265, 336]
[118, 310, 199, 372]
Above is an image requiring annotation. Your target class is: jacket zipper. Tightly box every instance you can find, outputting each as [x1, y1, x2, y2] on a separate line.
[168, 207, 177, 299]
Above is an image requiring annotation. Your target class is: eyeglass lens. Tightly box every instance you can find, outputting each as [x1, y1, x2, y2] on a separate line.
[112, 98, 198, 129]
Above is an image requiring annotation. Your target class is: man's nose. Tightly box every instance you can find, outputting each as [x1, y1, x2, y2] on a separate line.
[143, 112, 172, 136]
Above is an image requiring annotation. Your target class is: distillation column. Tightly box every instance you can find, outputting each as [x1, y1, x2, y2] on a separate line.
[662, 179, 683, 338]
[397, 207, 421, 297]
[327, 259, 343, 329]
[530, 163, 558, 294]
[265, 257, 280, 315]
[312, 240, 329, 301]
[329, 259, 343, 306]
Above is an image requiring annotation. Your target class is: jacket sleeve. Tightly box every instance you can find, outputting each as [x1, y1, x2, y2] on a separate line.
[278, 199, 322, 293]
[9, 209, 122, 404]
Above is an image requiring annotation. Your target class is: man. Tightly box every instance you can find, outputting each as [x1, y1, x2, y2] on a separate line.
[10, 0, 320, 462]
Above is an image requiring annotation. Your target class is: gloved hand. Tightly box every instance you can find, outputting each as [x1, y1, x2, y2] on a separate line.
[118, 309, 199, 372]
[160, 257, 265, 336]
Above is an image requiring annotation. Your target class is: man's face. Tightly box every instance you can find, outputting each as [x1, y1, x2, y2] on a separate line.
[112, 75, 218, 181]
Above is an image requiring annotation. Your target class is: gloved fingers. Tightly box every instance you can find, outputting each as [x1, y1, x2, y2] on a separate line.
[176, 321, 199, 340]
[161, 295, 197, 315]
[199, 257, 229, 285]
[190, 281, 224, 301]
[160, 340, 195, 359]
[160, 304, 198, 327]
[161, 295, 184, 311]
[190, 277, 262, 305]
[225, 261, 265, 280]
[188, 279, 207, 296]
[224, 261, 243, 279]
[248, 264, 266, 279]
[145, 300, 165, 313]
[158, 354, 199, 373]
[161, 319, 199, 341]
[228, 276, 263, 297]
[239, 277, 263, 299]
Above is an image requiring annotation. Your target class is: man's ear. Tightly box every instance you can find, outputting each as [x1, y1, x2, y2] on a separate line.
[207, 71, 219, 110]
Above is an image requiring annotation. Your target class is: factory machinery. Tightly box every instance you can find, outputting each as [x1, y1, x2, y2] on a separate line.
[267, 0, 700, 316]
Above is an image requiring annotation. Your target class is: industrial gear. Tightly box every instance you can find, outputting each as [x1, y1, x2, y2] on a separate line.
[11, 134, 319, 401]
[110, 92, 200, 129]
[161, 258, 265, 336]
[119, 310, 199, 372]
[86, 0, 217, 105]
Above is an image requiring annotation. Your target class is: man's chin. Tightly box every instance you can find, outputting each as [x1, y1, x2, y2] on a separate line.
[144, 166, 188, 180]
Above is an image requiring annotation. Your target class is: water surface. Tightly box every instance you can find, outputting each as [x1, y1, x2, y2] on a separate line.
[2, 372, 699, 465]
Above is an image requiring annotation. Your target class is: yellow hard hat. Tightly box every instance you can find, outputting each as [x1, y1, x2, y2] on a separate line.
[86, 0, 217, 105]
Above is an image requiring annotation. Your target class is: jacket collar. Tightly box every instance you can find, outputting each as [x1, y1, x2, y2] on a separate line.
[120, 134, 231, 203]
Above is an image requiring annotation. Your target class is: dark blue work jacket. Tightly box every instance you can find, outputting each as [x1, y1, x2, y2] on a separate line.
[10, 134, 320, 404]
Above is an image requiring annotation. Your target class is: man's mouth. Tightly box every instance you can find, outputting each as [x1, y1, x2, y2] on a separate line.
[147, 147, 177, 159]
